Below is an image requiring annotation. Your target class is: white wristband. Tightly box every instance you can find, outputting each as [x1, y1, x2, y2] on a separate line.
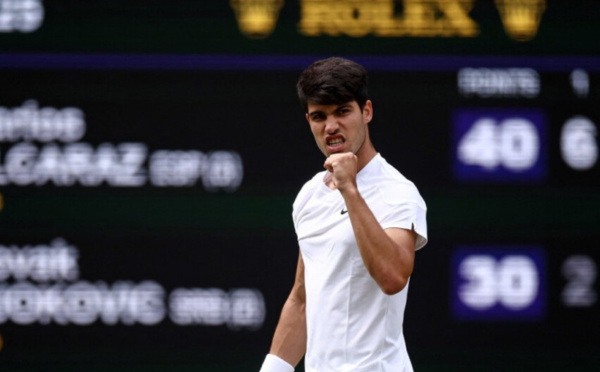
[259, 354, 294, 372]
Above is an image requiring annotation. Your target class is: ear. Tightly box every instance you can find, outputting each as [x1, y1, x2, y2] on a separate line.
[305, 113, 310, 123]
[363, 100, 373, 124]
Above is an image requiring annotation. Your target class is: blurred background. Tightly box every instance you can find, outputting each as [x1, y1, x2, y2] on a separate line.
[0, 1, 599, 371]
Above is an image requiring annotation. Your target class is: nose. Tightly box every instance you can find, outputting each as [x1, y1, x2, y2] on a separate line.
[325, 116, 339, 133]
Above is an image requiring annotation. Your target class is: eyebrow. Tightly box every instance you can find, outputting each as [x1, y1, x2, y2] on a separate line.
[336, 104, 352, 111]
[308, 103, 352, 116]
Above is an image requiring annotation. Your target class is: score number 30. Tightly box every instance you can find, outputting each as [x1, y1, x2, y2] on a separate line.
[458, 254, 540, 311]
[453, 249, 598, 321]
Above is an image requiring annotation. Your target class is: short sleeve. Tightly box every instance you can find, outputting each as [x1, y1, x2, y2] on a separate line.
[376, 183, 428, 250]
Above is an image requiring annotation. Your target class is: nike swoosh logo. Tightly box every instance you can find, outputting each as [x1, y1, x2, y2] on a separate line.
[341, 208, 348, 215]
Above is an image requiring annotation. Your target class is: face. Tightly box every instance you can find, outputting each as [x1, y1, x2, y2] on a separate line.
[306, 100, 374, 159]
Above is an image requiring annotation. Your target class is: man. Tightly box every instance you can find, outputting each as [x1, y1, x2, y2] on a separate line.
[259, 57, 428, 372]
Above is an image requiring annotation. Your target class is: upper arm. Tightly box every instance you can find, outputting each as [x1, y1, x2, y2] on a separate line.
[289, 251, 306, 305]
[385, 227, 417, 250]
[384, 227, 417, 277]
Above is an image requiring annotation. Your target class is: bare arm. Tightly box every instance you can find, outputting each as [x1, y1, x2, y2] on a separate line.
[325, 153, 417, 295]
[268, 252, 307, 366]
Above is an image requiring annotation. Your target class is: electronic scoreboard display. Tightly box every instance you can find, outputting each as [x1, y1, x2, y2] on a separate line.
[0, 1, 599, 371]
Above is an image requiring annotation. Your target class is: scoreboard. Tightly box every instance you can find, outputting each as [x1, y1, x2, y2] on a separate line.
[1, 1, 599, 371]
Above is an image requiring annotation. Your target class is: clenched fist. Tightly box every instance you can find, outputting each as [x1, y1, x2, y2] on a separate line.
[324, 152, 358, 192]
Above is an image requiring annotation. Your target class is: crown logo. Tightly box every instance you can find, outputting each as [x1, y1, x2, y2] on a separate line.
[495, 0, 546, 41]
[230, 0, 284, 39]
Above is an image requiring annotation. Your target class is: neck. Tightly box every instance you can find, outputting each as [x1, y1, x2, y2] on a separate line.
[356, 141, 377, 172]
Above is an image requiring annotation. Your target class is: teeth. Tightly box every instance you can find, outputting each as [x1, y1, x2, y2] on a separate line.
[328, 138, 343, 146]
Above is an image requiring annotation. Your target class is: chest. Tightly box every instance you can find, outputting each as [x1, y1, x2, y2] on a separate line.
[295, 189, 358, 264]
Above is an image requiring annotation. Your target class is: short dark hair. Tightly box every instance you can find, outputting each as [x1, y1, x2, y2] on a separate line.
[296, 57, 368, 112]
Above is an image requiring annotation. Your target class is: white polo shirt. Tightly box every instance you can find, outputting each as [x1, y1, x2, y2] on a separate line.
[292, 154, 427, 372]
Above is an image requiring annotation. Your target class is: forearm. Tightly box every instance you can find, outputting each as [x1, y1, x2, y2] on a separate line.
[341, 187, 415, 294]
[267, 252, 307, 367]
[269, 295, 307, 367]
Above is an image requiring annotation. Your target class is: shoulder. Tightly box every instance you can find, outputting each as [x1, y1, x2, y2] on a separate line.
[293, 170, 326, 211]
[368, 156, 429, 249]
[367, 155, 426, 209]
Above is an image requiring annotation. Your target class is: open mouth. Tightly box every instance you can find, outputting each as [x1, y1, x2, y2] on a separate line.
[326, 136, 345, 151]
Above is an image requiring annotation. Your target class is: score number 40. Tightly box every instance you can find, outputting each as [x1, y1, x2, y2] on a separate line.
[457, 115, 597, 174]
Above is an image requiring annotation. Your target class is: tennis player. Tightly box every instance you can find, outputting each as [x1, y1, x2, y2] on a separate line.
[259, 57, 428, 372]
